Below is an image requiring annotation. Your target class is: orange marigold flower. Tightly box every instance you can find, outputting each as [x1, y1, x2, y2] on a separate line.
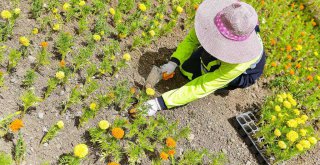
[9, 119, 24, 132]
[130, 87, 136, 94]
[112, 127, 125, 139]
[166, 137, 176, 148]
[271, 62, 277, 67]
[168, 150, 175, 156]
[307, 75, 313, 81]
[59, 60, 66, 68]
[287, 55, 292, 60]
[300, 31, 306, 36]
[297, 38, 303, 43]
[261, 0, 265, 5]
[270, 39, 276, 45]
[286, 45, 292, 52]
[107, 162, 120, 165]
[193, 4, 199, 10]
[289, 70, 295, 75]
[311, 21, 317, 26]
[291, 3, 295, 9]
[310, 35, 315, 39]
[299, 4, 304, 10]
[160, 152, 169, 160]
[40, 41, 48, 48]
[296, 63, 301, 69]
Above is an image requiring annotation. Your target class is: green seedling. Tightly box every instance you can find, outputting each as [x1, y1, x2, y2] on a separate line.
[21, 89, 42, 116]
[14, 132, 26, 165]
[7, 49, 22, 72]
[22, 69, 37, 87]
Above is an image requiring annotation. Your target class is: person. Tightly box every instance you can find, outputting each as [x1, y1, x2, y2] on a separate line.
[145, 0, 266, 116]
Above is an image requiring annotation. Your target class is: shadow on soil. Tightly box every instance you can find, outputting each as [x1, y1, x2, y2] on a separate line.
[138, 47, 189, 94]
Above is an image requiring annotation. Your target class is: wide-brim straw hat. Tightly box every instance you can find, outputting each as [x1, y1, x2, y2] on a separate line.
[195, 0, 263, 64]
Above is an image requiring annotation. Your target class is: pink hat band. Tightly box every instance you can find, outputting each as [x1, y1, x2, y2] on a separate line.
[214, 2, 258, 41]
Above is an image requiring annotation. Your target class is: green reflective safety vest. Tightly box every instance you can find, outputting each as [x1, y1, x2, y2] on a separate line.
[162, 28, 262, 109]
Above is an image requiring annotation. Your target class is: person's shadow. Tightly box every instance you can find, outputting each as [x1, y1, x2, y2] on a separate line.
[138, 47, 189, 94]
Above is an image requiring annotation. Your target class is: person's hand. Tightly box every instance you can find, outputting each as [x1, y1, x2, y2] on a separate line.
[160, 61, 178, 74]
[145, 98, 161, 116]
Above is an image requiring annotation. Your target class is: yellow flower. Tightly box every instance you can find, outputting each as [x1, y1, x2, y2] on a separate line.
[107, 162, 120, 165]
[287, 93, 293, 100]
[296, 143, 304, 151]
[278, 141, 287, 149]
[277, 96, 283, 103]
[146, 88, 155, 96]
[295, 45, 302, 51]
[293, 109, 300, 116]
[109, 8, 116, 15]
[283, 101, 292, 109]
[271, 115, 277, 122]
[55, 71, 65, 80]
[176, 6, 184, 13]
[79, 1, 86, 6]
[274, 105, 281, 112]
[89, 103, 97, 110]
[1, 10, 12, 19]
[274, 129, 281, 137]
[74, 144, 89, 158]
[32, 28, 39, 34]
[52, 8, 59, 14]
[100, 31, 105, 35]
[63, 3, 71, 11]
[19, 36, 30, 47]
[287, 119, 298, 128]
[53, 24, 60, 31]
[149, 30, 155, 37]
[278, 113, 284, 118]
[299, 129, 307, 136]
[301, 115, 308, 121]
[307, 137, 317, 145]
[98, 120, 110, 130]
[56, 120, 64, 129]
[14, 8, 21, 15]
[110, 55, 116, 60]
[138, 3, 147, 12]
[300, 140, 311, 149]
[296, 118, 304, 124]
[314, 51, 318, 56]
[286, 130, 299, 142]
[281, 93, 287, 99]
[93, 34, 101, 42]
[122, 53, 131, 61]
[288, 98, 297, 106]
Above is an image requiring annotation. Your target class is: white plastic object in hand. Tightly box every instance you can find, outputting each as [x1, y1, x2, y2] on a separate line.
[145, 98, 161, 116]
[160, 61, 177, 74]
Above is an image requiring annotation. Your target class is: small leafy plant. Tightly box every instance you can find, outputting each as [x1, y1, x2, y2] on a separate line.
[41, 121, 64, 144]
[7, 49, 22, 72]
[14, 132, 26, 165]
[56, 32, 73, 60]
[22, 69, 37, 87]
[20, 89, 42, 116]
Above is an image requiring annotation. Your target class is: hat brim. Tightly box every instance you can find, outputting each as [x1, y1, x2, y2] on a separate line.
[195, 0, 263, 64]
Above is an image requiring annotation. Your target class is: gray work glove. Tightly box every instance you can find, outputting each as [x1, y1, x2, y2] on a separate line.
[160, 61, 177, 74]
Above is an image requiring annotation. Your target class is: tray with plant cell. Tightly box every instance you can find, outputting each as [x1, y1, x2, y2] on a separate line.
[235, 111, 274, 165]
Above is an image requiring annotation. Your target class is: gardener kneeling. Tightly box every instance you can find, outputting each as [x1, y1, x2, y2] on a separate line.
[146, 0, 266, 116]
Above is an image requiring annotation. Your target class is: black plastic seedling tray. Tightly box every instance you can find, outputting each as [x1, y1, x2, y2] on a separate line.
[235, 111, 274, 165]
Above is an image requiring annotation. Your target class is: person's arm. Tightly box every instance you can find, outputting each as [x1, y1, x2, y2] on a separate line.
[170, 28, 201, 65]
[161, 57, 259, 109]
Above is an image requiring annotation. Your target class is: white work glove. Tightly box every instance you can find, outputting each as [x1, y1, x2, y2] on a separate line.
[145, 98, 162, 116]
[160, 61, 178, 74]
